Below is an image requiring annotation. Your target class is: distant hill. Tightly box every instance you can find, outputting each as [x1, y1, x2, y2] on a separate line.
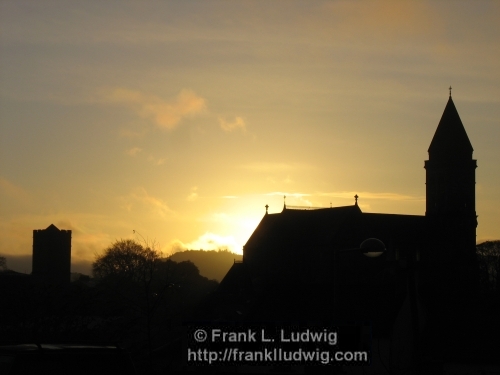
[167, 249, 242, 282]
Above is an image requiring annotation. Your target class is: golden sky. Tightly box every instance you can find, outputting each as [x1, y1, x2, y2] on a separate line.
[1, 1, 499, 274]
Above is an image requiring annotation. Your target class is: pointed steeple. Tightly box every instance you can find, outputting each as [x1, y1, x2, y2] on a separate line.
[425, 92, 477, 234]
[428, 96, 473, 160]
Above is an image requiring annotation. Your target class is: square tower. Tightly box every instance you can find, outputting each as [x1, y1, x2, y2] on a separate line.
[32, 224, 72, 284]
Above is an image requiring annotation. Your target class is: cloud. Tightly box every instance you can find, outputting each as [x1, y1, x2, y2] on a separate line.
[319, 1, 442, 43]
[211, 212, 229, 221]
[147, 154, 166, 165]
[218, 116, 246, 132]
[102, 88, 206, 129]
[0, 177, 32, 205]
[186, 187, 198, 202]
[121, 188, 174, 218]
[127, 149, 165, 165]
[171, 232, 239, 253]
[266, 191, 311, 198]
[196, 212, 232, 224]
[291, 197, 314, 207]
[126, 147, 142, 156]
[241, 162, 312, 172]
[318, 191, 423, 201]
[263, 192, 314, 207]
[119, 129, 147, 139]
[258, 190, 422, 209]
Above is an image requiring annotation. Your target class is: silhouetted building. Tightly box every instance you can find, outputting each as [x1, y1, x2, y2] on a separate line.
[222, 92, 477, 308]
[209, 93, 482, 370]
[426, 95, 477, 238]
[32, 224, 71, 284]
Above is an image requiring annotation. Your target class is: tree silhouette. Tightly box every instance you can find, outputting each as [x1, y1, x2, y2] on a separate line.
[92, 238, 164, 370]
[477, 240, 500, 292]
[0, 256, 7, 271]
[91, 239, 218, 371]
[93, 239, 160, 283]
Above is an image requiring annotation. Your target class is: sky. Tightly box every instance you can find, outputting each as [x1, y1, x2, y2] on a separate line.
[1, 1, 499, 275]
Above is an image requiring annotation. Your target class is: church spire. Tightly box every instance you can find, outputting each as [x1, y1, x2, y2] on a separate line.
[425, 92, 477, 221]
[424, 92, 477, 275]
[428, 94, 473, 161]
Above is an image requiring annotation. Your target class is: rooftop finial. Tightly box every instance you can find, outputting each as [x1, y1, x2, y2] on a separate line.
[265, 204, 269, 214]
[354, 194, 359, 205]
[449, 85, 452, 98]
[283, 195, 286, 209]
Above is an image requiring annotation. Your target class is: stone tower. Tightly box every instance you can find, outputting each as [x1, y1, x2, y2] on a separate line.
[32, 224, 72, 284]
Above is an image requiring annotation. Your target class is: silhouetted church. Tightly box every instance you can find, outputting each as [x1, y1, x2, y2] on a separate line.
[32, 224, 72, 284]
[208, 93, 480, 369]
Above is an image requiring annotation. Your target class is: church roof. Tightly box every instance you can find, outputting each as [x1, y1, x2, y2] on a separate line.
[244, 205, 362, 251]
[244, 205, 427, 253]
[428, 96, 473, 159]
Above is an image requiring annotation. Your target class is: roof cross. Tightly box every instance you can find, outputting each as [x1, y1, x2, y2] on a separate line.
[449, 86, 452, 97]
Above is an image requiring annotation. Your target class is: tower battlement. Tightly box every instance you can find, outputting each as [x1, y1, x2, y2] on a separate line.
[32, 224, 72, 284]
